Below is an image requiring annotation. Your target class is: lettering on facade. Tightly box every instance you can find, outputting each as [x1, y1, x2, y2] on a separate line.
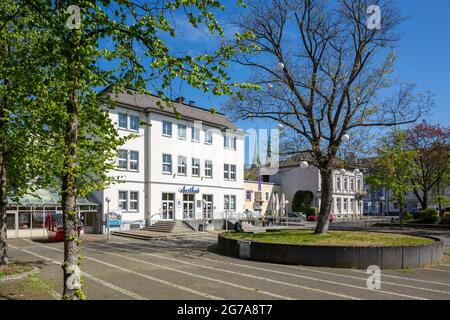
[179, 186, 200, 193]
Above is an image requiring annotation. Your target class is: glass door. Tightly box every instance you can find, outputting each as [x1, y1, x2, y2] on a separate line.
[202, 195, 213, 220]
[162, 193, 175, 220]
[6, 210, 18, 239]
[183, 194, 195, 220]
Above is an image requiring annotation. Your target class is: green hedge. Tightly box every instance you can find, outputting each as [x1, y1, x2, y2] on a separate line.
[418, 209, 439, 224]
[292, 190, 314, 213]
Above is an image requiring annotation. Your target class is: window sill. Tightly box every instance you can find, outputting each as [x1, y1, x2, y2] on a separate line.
[162, 134, 172, 138]
[119, 128, 139, 133]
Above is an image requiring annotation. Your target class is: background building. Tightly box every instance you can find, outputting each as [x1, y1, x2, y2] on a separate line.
[267, 158, 364, 217]
[243, 180, 280, 215]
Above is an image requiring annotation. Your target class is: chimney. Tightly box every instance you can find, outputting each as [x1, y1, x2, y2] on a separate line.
[175, 96, 185, 103]
[188, 100, 195, 106]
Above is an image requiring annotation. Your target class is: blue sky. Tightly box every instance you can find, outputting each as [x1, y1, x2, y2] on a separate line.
[165, 0, 450, 130]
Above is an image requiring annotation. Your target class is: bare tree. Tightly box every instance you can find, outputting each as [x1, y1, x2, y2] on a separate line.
[225, 0, 431, 234]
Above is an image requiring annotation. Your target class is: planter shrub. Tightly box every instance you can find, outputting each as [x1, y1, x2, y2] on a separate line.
[419, 209, 439, 224]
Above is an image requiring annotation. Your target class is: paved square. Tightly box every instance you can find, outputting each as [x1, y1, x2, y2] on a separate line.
[3, 230, 450, 300]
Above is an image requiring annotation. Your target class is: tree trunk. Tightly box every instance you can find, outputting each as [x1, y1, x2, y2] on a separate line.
[315, 168, 333, 235]
[62, 91, 82, 299]
[421, 190, 428, 210]
[0, 76, 8, 266]
[0, 150, 8, 266]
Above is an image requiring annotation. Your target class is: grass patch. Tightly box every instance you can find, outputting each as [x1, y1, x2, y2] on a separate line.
[0, 263, 34, 278]
[224, 230, 435, 247]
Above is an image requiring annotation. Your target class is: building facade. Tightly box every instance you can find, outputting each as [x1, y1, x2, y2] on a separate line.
[89, 92, 244, 230]
[268, 165, 364, 217]
[243, 180, 281, 215]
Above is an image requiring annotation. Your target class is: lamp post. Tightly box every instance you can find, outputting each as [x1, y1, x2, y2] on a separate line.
[379, 196, 385, 220]
[224, 198, 229, 231]
[105, 197, 111, 241]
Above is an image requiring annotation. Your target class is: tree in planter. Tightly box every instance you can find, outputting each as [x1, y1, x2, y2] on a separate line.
[365, 130, 418, 222]
[405, 122, 450, 211]
[224, 0, 430, 234]
[21, 0, 256, 299]
[291, 190, 314, 214]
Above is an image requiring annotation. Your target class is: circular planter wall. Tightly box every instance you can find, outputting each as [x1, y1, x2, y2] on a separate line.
[217, 233, 443, 270]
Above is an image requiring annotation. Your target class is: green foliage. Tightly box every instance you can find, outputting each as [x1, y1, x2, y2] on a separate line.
[418, 209, 439, 224]
[292, 190, 314, 213]
[402, 212, 414, 222]
[366, 129, 419, 213]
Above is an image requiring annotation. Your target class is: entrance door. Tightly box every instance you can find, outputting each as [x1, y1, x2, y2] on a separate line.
[183, 194, 195, 220]
[162, 193, 175, 220]
[202, 195, 213, 220]
[6, 210, 18, 239]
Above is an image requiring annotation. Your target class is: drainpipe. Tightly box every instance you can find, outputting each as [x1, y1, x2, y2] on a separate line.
[144, 109, 151, 227]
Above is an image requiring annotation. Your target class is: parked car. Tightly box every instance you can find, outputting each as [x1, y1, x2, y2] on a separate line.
[307, 214, 335, 222]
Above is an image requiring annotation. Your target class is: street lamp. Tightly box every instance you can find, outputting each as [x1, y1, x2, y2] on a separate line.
[300, 161, 309, 169]
[276, 62, 285, 71]
[105, 197, 111, 241]
[341, 134, 350, 142]
[277, 123, 284, 131]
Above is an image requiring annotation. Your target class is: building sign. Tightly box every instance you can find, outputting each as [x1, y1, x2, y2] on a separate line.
[179, 186, 200, 193]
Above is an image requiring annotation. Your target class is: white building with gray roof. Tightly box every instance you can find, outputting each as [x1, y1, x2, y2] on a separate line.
[89, 91, 244, 231]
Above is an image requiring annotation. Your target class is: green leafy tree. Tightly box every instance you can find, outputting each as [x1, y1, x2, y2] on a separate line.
[20, 0, 256, 299]
[366, 130, 418, 222]
[0, 1, 60, 266]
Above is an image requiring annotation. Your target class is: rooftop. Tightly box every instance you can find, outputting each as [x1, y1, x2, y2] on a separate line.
[106, 91, 238, 130]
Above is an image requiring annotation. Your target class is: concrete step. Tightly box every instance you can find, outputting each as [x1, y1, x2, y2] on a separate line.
[142, 220, 194, 233]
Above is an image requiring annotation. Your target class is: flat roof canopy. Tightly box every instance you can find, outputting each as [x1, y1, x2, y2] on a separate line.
[7, 189, 98, 207]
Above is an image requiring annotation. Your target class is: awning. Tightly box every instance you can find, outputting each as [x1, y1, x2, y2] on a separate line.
[7, 189, 98, 207]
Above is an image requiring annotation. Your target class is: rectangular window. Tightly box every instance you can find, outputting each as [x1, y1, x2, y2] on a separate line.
[192, 158, 200, 176]
[162, 154, 172, 174]
[118, 113, 128, 129]
[129, 151, 139, 171]
[118, 191, 128, 210]
[350, 179, 354, 191]
[204, 130, 213, 144]
[343, 198, 348, 211]
[205, 160, 213, 178]
[162, 121, 172, 137]
[178, 124, 187, 140]
[230, 165, 236, 181]
[191, 127, 200, 142]
[178, 156, 187, 175]
[336, 177, 341, 190]
[129, 115, 139, 131]
[344, 178, 348, 191]
[357, 180, 361, 192]
[224, 195, 236, 211]
[265, 192, 269, 201]
[118, 149, 128, 169]
[337, 198, 342, 213]
[246, 191, 252, 201]
[224, 135, 236, 150]
[350, 199, 354, 212]
[223, 164, 229, 180]
[129, 192, 138, 211]
[230, 195, 236, 211]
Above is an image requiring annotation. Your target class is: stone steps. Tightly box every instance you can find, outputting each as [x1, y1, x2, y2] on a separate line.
[142, 220, 195, 233]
